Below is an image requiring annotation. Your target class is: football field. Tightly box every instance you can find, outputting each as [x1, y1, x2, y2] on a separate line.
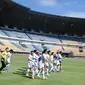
[0, 55, 85, 85]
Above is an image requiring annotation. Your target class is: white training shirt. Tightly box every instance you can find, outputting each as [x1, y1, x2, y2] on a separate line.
[50, 55, 54, 63]
[39, 54, 44, 63]
[33, 53, 39, 62]
[6, 52, 12, 63]
[59, 54, 62, 61]
[55, 54, 62, 61]
[43, 53, 49, 62]
[28, 54, 34, 63]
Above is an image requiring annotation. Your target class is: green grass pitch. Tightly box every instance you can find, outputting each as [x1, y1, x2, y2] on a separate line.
[0, 55, 85, 85]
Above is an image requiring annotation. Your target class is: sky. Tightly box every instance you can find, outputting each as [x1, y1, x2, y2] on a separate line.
[13, 0, 85, 18]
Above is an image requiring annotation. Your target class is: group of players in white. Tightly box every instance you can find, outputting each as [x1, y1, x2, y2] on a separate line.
[0, 48, 63, 80]
[26, 49, 63, 80]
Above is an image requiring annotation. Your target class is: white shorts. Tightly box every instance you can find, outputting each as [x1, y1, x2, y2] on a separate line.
[56, 60, 60, 65]
[34, 62, 38, 67]
[6, 59, 10, 64]
[28, 62, 34, 68]
[54, 60, 56, 64]
[38, 62, 44, 68]
[49, 62, 53, 67]
[44, 62, 49, 67]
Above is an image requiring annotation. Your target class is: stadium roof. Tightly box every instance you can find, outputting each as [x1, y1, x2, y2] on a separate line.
[0, 0, 85, 36]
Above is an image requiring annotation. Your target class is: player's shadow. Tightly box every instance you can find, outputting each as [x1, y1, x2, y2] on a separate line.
[13, 67, 32, 79]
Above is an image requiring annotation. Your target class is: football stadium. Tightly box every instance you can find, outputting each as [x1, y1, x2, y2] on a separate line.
[0, 0, 85, 85]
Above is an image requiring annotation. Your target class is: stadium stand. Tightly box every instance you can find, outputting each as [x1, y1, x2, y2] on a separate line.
[0, 0, 85, 56]
[0, 29, 23, 51]
[3, 29, 61, 51]
[26, 33, 61, 51]
[3, 30, 34, 51]
[0, 28, 85, 55]
[27, 33, 60, 42]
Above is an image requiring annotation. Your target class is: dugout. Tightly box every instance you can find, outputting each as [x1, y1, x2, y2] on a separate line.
[59, 51, 74, 58]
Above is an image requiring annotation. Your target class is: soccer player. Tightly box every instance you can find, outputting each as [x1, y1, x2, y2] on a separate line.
[55, 51, 62, 72]
[26, 51, 35, 79]
[37, 52, 42, 78]
[5, 49, 13, 71]
[53, 55, 57, 72]
[59, 51, 63, 72]
[33, 50, 39, 75]
[37, 50, 47, 80]
[44, 50, 50, 76]
[0, 47, 9, 73]
[49, 52, 54, 72]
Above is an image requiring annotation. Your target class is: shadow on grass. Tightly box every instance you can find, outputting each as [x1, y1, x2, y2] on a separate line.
[13, 67, 32, 79]
[13, 67, 42, 80]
